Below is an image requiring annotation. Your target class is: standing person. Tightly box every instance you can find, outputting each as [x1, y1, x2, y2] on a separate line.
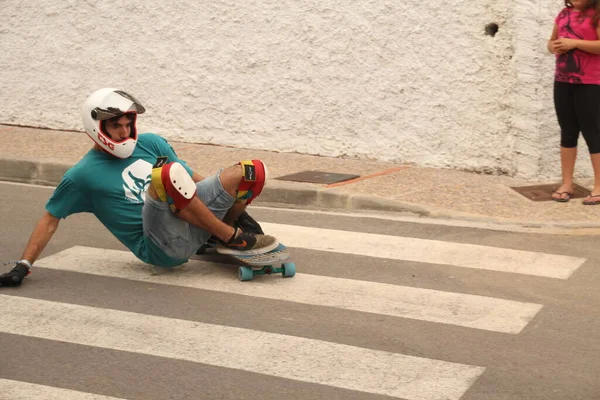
[549, 0, 600, 204]
[0, 88, 277, 287]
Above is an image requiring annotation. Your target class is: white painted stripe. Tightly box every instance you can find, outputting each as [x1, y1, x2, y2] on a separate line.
[0, 379, 125, 400]
[35, 247, 542, 333]
[0, 295, 484, 400]
[261, 223, 586, 279]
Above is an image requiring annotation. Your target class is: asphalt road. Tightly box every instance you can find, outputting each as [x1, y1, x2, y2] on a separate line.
[0, 181, 599, 400]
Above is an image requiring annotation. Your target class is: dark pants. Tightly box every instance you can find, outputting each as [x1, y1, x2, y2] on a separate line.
[554, 81, 600, 154]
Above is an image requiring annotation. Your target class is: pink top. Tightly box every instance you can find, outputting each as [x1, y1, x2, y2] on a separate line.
[555, 7, 600, 84]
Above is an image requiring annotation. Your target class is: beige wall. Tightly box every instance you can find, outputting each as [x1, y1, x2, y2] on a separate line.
[0, 0, 590, 179]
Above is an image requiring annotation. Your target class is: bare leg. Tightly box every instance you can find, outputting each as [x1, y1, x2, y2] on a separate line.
[583, 153, 600, 203]
[223, 203, 247, 226]
[552, 146, 577, 200]
[218, 165, 249, 225]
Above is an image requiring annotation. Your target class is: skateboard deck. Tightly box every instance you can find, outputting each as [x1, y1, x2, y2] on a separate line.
[199, 242, 296, 281]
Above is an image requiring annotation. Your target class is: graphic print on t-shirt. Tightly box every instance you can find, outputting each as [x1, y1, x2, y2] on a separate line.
[122, 159, 153, 203]
[554, 8, 600, 84]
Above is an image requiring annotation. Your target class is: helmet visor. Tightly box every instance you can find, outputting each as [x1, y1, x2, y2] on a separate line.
[91, 91, 146, 121]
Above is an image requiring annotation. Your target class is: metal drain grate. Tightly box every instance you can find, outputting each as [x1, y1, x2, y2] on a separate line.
[275, 171, 360, 185]
[510, 183, 590, 202]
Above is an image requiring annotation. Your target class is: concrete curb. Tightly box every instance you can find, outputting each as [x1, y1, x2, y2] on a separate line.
[2, 158, 600, 232]
[0, 158, 70, 187]
[258, 180, 600, 232]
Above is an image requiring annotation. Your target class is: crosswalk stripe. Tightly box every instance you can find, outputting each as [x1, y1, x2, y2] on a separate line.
[35, 246, 542, 333]
[0, 378, 126, 400]
[261, 223, 586, 279]
[0, 295, 484, 400]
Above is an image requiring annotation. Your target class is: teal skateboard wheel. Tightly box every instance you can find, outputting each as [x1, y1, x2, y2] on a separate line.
[238, 266, 254, 281]
[282, 262, 296, 277]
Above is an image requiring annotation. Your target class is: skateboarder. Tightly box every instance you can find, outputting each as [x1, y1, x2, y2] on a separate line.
[0, 88, 278, 287]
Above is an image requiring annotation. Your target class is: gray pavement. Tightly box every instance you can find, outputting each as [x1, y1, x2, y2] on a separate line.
[2, 183, 600, 400]
[2, 124, 600, 233]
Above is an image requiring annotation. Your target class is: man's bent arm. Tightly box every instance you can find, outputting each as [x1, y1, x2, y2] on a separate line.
[21, 211, 61, 264]
[178, 199, 236, 242]
[192, 172, 204, 183]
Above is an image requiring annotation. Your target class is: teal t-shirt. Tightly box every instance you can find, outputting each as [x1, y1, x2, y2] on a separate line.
[46, 133, 193, 267]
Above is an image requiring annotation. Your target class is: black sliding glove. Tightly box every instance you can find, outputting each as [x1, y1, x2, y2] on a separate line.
[0, 262, 31, 287]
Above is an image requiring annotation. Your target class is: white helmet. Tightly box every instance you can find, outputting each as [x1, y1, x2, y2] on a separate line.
[81, 88, 146, 159]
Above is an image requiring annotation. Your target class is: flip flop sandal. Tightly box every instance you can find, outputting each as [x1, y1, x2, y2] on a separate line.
[552, 191, 572, 203]
[583, 194, 600, 205]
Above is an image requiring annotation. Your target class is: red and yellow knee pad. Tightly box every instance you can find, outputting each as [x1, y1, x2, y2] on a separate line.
[236, 160, 268, 205]
[151, 161, 197, 212]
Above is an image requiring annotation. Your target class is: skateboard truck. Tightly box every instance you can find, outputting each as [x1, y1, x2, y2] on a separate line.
[197, 241, 296, 282]
[230, 243, 296, 281]
[238, 262, 296, 282]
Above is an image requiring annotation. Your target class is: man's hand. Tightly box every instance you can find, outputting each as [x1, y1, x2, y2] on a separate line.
[223, 226, 258, 251]
[0, 262, 31, 287]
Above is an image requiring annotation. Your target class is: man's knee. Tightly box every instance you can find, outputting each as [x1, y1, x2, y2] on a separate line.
[234, 159, 268, 205]
[151, 162, 197, 212]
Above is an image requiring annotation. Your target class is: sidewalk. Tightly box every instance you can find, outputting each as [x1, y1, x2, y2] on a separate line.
[2, 124, 600, 233]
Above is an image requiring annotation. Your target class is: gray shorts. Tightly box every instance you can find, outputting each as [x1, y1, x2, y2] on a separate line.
[142, 171, 235, 260]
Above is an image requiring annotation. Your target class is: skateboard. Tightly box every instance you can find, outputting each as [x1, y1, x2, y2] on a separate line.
[197, 241, 296, 282]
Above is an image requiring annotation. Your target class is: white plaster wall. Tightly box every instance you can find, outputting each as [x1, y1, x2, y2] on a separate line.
[0, 0, 592, 179]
